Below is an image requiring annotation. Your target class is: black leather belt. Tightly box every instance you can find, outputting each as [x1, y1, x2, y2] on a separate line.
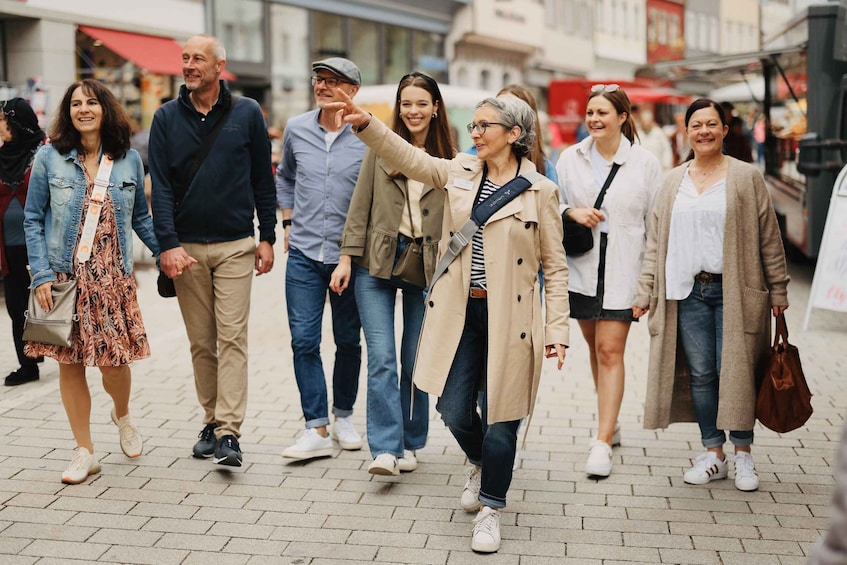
[695, 271, 722, 284]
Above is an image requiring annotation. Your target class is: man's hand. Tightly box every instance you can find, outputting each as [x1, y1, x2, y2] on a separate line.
[255, 241, 274, 275]
[545, 344, 567, 370]
[161, 247, 198, 279]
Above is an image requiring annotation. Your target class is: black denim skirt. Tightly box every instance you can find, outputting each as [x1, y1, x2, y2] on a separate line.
[569, 233, 637, 322]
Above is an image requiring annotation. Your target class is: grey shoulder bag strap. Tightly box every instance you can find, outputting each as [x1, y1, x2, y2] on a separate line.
[426, 170, 545, 297]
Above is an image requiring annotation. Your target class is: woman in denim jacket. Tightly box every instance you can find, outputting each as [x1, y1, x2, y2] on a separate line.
[24, 79, 160, 485]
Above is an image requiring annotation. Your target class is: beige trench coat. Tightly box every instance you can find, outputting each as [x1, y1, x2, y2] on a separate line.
[357, 118, 570, 424]
[633, 158, 789, 431]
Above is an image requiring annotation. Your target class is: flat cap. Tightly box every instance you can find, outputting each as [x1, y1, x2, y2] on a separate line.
[311, 57, 361, 86]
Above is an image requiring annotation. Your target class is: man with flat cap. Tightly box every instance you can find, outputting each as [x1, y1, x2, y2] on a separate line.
[277, 57, 366, 460]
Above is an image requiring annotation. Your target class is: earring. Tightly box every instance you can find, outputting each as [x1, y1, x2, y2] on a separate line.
[432, 112, 438, 119]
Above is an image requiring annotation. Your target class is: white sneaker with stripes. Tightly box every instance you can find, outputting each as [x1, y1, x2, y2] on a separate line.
[683, 452, 728, 485]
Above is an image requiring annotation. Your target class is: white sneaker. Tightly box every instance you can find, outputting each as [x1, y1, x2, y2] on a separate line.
[612, 421, 622, 447]
[282, 428, 333, 460]
[683, 452, 728, 485]
[471, 506, 501, 553]
[331, 416, 363, 450]
[585, 438, 613, 476]
[111, 408, 143, 458]
[62, 447, 101, 485]
[733, 451, 759, 491]
[398, 450, 417, 472]
[368, 453, 399, 476]
[461, 465, 482, 512]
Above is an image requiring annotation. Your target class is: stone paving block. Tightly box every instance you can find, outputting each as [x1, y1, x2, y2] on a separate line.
[713, 512, 780, 527]
[100, 545, 190, 564]
[520, 557, 602, 565]
[720, 551, 793, 564]
[309, 501, 394, 518]
[658, 548, 722, 564]
[622, 532, 693, 549]
[269, 525, 350, 544]
[375, 546, 449, 564]
[741, 539, 805, 555]
[777, 515, 832, 529]
[0, 506, 75, 525]
[88, 527, 162, 547]
[301, 486, 360, 503]
[348, 530, 428, 548]
[0, 556, 36, 565]
[566, 543, 660, 562]
[325, 515, 413, 533]
[182, 550, 250, 565]
[99, 486, 188, 504]
[66, 510, 150, 530]
[244, 497, 311, 514]
[156, 531, 229, 551]
[563, 504, 627, 519]
[2, 522, 96, 542]
[668, 497, 752, 513]
[206, 521, 275, 540]
[19, 539, 110, 560]
[142, 517, 214, 535]
[129, 501, 200, 519]
[4, 492, 56, 508]
[582, 517, 668, 534]
[669, 522, 759, 539]
[0, 536, 33, 555]
[530, 526, 622, 545]
[284, 540, 378, 560]
[445, 550, 520, 564]
[759, 525, 824, 542]
[223, 483, 307, 500]
[749, 501, 813, 517]
[691, 535, 743, 552]
[258, 510, 327, 528]
[393, 506, 453, 522]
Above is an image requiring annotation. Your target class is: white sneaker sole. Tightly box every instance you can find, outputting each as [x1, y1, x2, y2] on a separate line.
[461, 497, 482, 512]
[332, 435, 363, 450]
[471, 538, 500, 553]
[282, 447, 333, 461]
[683, 470, 727, 485]
[368, 462, 399, 476]
[62, 464, 101, 485]
[585, 462, 612, 477]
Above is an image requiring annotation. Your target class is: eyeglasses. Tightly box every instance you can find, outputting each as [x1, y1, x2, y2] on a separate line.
[311, 75, 348, 88]
[590, 84, 621, 93]
[466, 121, 509, 135]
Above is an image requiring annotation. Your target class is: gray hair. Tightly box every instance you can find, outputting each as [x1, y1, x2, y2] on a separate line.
[476, 96, 536, 159]
[191, 34, 227, 61]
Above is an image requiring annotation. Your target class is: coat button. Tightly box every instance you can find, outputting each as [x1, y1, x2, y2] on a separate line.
[422, 208, 429, 216]
[450, 231, 454, 237]
[520, 332, 526, 339]
[517, 258, 523, 265]
[517, 295, 522, 302]
[524, 223, 531, 229]
[429, 301, 434, 308]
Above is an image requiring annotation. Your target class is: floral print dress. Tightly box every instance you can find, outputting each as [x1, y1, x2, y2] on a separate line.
[25, 176, 151, 367]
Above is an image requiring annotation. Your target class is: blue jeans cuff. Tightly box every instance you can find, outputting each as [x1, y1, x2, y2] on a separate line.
[702, 433, 726, 449]
[332, 407, 353, 418]
[729, 432, 754, 447]
[306, 417, 330, 429]
[478, 490, 506, 510]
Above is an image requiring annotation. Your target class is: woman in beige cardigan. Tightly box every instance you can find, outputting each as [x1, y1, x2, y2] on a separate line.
[329, 91, 569, 553]
[633, 98, 789, 492]
[330, 72, 455, 476]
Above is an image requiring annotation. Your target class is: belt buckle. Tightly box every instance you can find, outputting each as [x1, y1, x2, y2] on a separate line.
[696, 272, 712, 285]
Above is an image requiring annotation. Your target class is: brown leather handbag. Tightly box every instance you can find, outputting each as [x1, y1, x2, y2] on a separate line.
[756, 313, 813, 433]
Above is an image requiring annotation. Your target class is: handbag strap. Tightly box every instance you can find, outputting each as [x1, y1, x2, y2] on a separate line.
[774, 312, 789, 347]
[76, 155, 114, 263]
[403, 182, 417, 240]
[175, 96, 239, 206]
[592, 162, 621, 210]
[427, 170, 544, 297]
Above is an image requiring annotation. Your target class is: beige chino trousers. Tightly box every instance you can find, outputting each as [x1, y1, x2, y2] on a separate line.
[174, 237, 256, 439]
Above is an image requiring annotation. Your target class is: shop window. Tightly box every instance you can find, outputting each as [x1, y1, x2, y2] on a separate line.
[313, 12, 345, 59]
[412, 31, 446, 83]
[213, 0, 264, 63]
[385, 25, 410, 84]
[480, 69, 491, 91]
[350, 19, 379, 85]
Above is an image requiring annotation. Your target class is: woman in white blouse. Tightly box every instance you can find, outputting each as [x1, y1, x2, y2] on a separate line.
[633, 98, 789, 492]
[556, 85, 662, 477]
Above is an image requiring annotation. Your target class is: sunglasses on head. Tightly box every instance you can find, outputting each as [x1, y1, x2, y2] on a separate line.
[591, 84, 621, 93]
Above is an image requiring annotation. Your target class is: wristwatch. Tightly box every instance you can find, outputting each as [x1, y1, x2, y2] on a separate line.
[282, 219, 292, 228]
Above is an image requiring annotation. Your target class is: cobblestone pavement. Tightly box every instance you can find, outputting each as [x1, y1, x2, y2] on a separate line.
[0, 244, 844, 564]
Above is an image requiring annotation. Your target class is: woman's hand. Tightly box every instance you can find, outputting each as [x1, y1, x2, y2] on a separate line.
[324, 88, 372, 130]
[772, 305, 788, 317]
[35, 281, 54, 312]
[632, 305, 648, 319]
[567, 207, 605, 228]
[329, 256, 352, 295]
[546, 344, 567, 370]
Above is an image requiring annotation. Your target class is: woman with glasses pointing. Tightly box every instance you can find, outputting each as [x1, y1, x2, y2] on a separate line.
[328, 89, 570, 554]
[555, 84, 662, 478]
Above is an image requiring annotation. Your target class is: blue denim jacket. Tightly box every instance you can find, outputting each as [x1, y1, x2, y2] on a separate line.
[24, 145, 160, 289]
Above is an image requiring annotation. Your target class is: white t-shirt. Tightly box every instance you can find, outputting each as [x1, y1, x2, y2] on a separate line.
[665, 171, 727, 300]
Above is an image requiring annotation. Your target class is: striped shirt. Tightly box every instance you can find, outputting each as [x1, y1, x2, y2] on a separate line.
[470, 177, 500, 288]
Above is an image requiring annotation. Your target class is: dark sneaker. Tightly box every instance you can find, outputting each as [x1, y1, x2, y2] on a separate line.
[4, 366, 39, 386]
[192, 423, 218, 458]
[214, 435, 242, 467]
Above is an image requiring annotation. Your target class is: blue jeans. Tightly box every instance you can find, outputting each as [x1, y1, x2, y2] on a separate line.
[354, 248, 428, 457]
[678, 280, 753, 448]
[436, 298, 520, 509]
[286, 248, 362, 428]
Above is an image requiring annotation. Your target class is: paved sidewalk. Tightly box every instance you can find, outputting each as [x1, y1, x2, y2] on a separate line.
[0, 251, 844, 564]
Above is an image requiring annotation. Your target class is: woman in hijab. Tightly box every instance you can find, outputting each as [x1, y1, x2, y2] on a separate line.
[0, 98, 46, 386]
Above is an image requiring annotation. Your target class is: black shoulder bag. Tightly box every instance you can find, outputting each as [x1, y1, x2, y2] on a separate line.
[158, 97, 239, 298]
[562, 162, 620, 256]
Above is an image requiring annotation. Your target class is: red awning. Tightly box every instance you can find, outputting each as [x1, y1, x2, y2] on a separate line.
[79, 26, 236, 81]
